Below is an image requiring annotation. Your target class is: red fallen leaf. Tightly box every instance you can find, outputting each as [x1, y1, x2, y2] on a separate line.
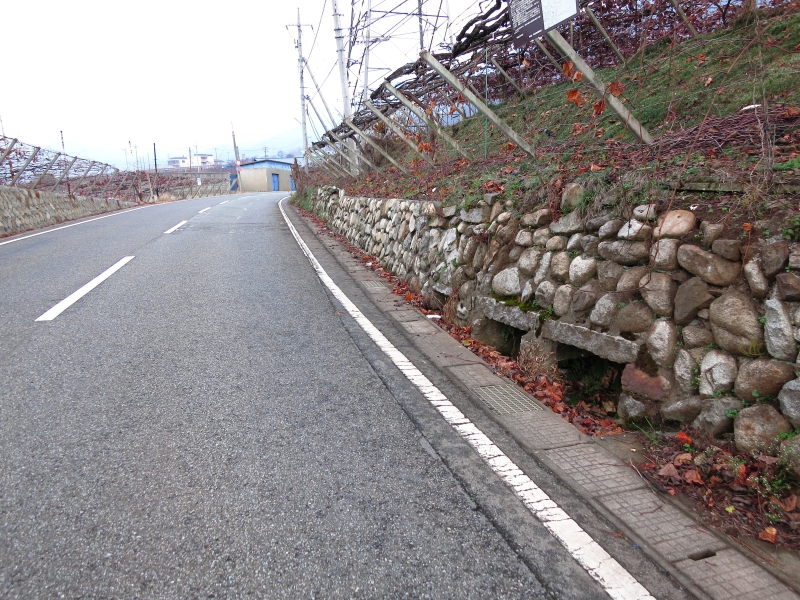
[405, 293, 413, 302]
[608, 81, 625, 97]
[709, 475, 722, 485]
[576, 167, 589, 175]
[567, 89, 585, 107]
[563, 61, 575, 79]
[683, 469, 704, 485]
[675, 431, 693, 446]
[523, 58, 531, 67]
[697, 53, 706, 66]
[449, 105, 457, 115]
[758, 526, 777, 544]
[667, 488, 678, 496]
[572, 71, 583, 83]
[782, 106, 800, 117]
[785, 494, 797, 512]
[593, 99, 606, 116]
[742, 222, 753, 232]
[674, 452, 693, 467]
[733, 463, 748, 485]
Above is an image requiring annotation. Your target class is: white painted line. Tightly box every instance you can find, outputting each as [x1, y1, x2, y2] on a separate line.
[278, 198, 654, 600]
[163, 220, 188, 234]
[198, 207, 211, 214]
[218, 200, 229, 205]
[0, 206, 151, 247]
[35, 256, 135, 322]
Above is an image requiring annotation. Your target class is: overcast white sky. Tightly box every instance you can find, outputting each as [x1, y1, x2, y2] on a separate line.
[1, 0, 483, 169]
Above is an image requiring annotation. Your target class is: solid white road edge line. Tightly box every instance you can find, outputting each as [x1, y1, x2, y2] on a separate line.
[0, 206, 150, 247]
[198, 207, 211, 214]
[35, 256, 135, 322]
[278, 197, 654, 600]
[164, 220, 188, 234]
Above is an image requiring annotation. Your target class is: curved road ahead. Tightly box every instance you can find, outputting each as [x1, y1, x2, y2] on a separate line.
[0, 192, 688, 599]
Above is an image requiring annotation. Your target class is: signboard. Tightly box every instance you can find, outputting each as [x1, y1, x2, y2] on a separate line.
[510, 0, 579, 47]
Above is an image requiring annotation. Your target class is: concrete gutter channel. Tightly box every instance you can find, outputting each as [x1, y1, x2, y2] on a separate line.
[285, 202, 800, 600]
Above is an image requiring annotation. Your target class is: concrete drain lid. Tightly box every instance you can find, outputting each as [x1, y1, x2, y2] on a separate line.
[472, 385, 543, 415]
[360, 280, 388, 293]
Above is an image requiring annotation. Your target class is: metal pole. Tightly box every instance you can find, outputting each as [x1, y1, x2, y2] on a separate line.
[668, 0, 699, 38]
[364, 100, 436, 166]
[383, 81, 471, 160]
[10, 147, 40, 186]
[31, 152, 61, 190]
[543, 30, 654, 145]
[327, 129, 381, 172]
[490, 57, 524, 95]
[99, 169, 119, 197]
[420, 51, 537, 157]
[51, 156, 78, 191]
[585, 7, 626, 64]
[345, 118, 409, 174]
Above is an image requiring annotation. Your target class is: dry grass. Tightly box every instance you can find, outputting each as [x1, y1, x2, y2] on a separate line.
[517, 343, 564, 383]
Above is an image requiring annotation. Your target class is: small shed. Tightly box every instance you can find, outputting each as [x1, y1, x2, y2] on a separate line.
[238, 158, 297, 192]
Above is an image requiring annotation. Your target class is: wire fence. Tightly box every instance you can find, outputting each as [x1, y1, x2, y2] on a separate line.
[0, 136, 233, 202]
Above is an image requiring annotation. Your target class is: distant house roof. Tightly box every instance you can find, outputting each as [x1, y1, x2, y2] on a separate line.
[240, 158, 294, 171]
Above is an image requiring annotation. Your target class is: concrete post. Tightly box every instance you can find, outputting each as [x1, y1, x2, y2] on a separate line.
[10, 147, 40, 186]
[533, 38, 562, 71]
[111, 171, 129, 199]
[668, 0, 699, 38]
[420, 51, 537, 157]
[323, 136, 365, 175]
[71, 161, 96, 194]
[99, 169, 119, 197]
[345, 118, 409, 174]
[0, 139, 18, 182]
[85, 165, 108, 196]
[51, 156, 78, 191]
[585, 7, 626, 64]
[327, 130, 381, 173]
[543, 29, 654, 145]
[364, 100, 435, 166]
[313, 149, 350, 178]
[490, 58, 524, 95]
[383, 81, 471, 161]
[30, 152, 61, 190]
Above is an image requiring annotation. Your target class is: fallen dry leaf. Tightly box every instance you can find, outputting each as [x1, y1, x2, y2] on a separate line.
[608, 81, 624, 97]
[593, 98, 606, 117]
[563, 61, 575, 79]
[758, 526, 778, 544]
[674, 453, 693, 467]
[590, 164, 604, 172]
[659, 463, 680, 480]
[675, 431, 693, 446]
[683, 469, 704, 485]
[704, 76, 713, 87]
[567, 89, 585, 107]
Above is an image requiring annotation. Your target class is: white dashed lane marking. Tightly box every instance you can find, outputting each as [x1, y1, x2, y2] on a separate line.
[35, 256, 135, 322]
[278, 197, 654, 600]
[163, 220, 187, 234]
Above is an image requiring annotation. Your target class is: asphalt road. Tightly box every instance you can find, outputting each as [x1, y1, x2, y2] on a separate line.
[0, 192, 690, 599]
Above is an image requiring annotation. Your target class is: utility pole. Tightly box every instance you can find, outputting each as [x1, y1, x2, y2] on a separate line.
[418, 0, 424, 53]
[289, 9, 313, 172]
[362, 0, 372, 105]
[331, 0, 351, 118]
[304, 61, 338, 128]
[231, 126, 242, 192]
[153, 142, 159, 198]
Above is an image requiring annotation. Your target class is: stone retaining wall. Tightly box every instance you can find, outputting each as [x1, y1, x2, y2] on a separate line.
[0, 186, 139, 237]
[307, 185, 800, 466]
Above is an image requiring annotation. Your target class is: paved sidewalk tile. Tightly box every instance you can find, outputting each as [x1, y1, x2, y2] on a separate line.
[499, 410, 589, 451]
[600, 488, 727, 562]
[675, 549, 798, 599]
[416, 334, 487, 368]
[447, 364, 506, 388]
[543, 444, 646, 497]
[400, 320, 442, 337]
